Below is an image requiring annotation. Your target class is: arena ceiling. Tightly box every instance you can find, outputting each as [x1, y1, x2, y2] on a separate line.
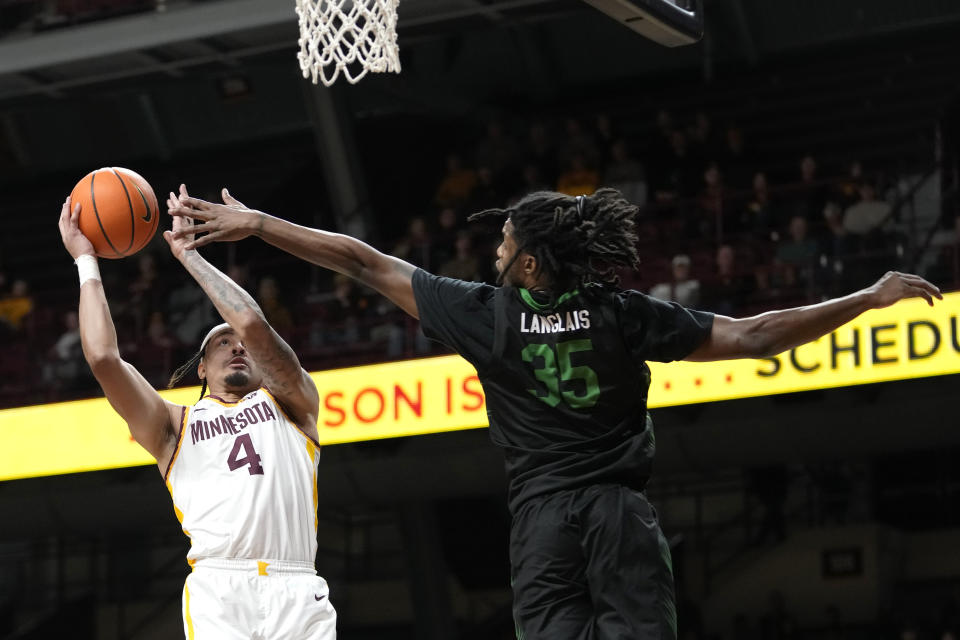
[1, 0, 960, 103]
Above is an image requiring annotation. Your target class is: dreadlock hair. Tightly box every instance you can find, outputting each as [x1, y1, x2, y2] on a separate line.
[168, 349, 207, 400]
[468, 188, 640, 295]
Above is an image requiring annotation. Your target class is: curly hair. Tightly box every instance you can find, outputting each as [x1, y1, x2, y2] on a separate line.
[468, 188, 640, 293]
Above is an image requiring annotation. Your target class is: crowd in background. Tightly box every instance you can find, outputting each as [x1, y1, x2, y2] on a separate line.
[0, 108, 959, 408]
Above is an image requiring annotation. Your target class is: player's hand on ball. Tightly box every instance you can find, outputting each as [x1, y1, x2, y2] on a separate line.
[58, 196, 96, 260]
[866, 271, 942, 308]
[168, 184, 261, 249]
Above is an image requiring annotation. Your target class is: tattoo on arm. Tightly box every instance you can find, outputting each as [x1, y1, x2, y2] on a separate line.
[182, 251, 309, 401]
[184, 252, 261, 317]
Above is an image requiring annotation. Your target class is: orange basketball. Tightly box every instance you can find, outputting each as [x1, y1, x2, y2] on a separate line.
[69, 167, 160, 259]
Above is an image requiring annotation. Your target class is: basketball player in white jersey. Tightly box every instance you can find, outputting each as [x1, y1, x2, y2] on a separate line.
[58, 194, 336, 640]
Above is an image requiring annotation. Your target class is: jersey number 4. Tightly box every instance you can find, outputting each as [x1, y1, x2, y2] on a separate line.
[227, 434, 264, 475]
[522, 339, 599, 409]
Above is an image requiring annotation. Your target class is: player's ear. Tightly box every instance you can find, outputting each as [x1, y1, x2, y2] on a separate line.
[197, 360, 206, 381]
[522, 253, 537, 275]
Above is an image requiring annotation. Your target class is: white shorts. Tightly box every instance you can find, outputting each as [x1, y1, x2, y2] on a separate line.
[181, 558, 336, 640]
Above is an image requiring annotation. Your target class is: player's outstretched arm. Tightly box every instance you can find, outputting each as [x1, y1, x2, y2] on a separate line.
[686, 271, 942, 362]
[58, 198, 181, 468]
[162, 203, 320, 438]
[167, 186, 419, 318]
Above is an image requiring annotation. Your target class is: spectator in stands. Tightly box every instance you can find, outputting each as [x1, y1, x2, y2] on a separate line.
[227, 262, 252, 293]
[604, 139, 647, 206]
[719, 123, 754, 189]
[432, 207, 461, 266]
[556, 154, 599, 196]
[696, 162, 726, 239]
[312, 273, 368, 348]
[655, 130, 700, 201]
[822, 202, 858, 258]
[774, 215, 820, 290]
[392, 216, 435, 269]
[125, 252, 166, 336]
[821, 202, 862, 294]
[41, 310, 87, 392]
[475, 120, 520, 182]
[790, 154, 830, 223]
[835, 160, 865, 208]
[439, 231, 483, 282]
[740, 171, 780, 240]
[134, 310, 176, 388]
[650, 254, 700, 307]
[702, 244, 752, 315]
[434, 153, 478, 210]
[843, 181, 892, 236]
[257, 276, 294, 339]
[166, 278, 216, 352]
[651, 108, 676, 161]
[0, 278, 33, 337]
[465, 166, 504, 213]
[687, 110, 719, 166]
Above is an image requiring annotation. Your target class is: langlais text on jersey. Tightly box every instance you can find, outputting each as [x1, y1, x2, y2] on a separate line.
[519, 309, 592, 334]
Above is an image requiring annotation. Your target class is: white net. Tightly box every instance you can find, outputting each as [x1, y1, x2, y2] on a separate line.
[296, 0, 401, 87]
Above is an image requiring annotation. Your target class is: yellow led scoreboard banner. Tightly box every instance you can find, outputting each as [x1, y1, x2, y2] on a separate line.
[1, 293, 957, 481]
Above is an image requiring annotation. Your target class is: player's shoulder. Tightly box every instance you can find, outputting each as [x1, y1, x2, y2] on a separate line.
[607, 286, 679, 319]
[413, 268, 497, 303]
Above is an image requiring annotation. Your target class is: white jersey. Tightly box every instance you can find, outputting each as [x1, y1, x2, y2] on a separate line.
[165, 388, 320, 565]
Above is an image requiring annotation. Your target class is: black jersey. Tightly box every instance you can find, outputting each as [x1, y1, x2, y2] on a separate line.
[412, 269, 714, 513]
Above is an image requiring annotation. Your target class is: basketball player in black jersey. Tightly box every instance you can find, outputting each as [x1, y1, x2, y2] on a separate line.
[169, 185, 941, 640]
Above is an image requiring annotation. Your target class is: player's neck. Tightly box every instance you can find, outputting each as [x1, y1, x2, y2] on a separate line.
[206, 387, 253, 403]
[520, 272, 553, 293]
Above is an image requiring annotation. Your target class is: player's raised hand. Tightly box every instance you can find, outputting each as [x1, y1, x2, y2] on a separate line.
[167, 184, 262, 249]
[866, 271, 943, 308]
[58, 196, 95, 260]
[162, 206, 197, 262]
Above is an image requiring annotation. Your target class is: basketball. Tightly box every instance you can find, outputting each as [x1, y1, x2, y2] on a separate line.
[69, 167, 160, 259]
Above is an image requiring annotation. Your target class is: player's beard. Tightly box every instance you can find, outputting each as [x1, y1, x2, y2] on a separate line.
[224, 371, 249, 388]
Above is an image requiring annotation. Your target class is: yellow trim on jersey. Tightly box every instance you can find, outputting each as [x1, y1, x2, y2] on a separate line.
[165, 482, 191, 538]
[257, 561, 270, 576]
[261, 387, 321, 447]
[164, 406, 190, 483]
[184, 582, 196, 640]
[306, 440, 319, 533]
[165, 407, 192, 538]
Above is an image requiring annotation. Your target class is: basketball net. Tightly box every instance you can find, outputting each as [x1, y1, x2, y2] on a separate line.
[296, 0, 401, 86]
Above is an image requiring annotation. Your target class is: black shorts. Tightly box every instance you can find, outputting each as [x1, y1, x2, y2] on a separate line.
[510, 484, 676, 640]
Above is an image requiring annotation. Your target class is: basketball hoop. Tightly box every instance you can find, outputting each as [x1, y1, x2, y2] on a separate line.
[296, 0, 401, 87]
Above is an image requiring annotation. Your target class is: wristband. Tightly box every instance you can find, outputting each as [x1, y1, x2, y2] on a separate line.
[75, 254, 101, 286]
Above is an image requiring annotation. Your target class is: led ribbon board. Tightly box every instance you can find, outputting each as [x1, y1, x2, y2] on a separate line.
[1, 294, 957, 481]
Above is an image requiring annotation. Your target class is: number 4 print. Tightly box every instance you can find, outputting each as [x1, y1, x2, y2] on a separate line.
[227, 434, 264, 475]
